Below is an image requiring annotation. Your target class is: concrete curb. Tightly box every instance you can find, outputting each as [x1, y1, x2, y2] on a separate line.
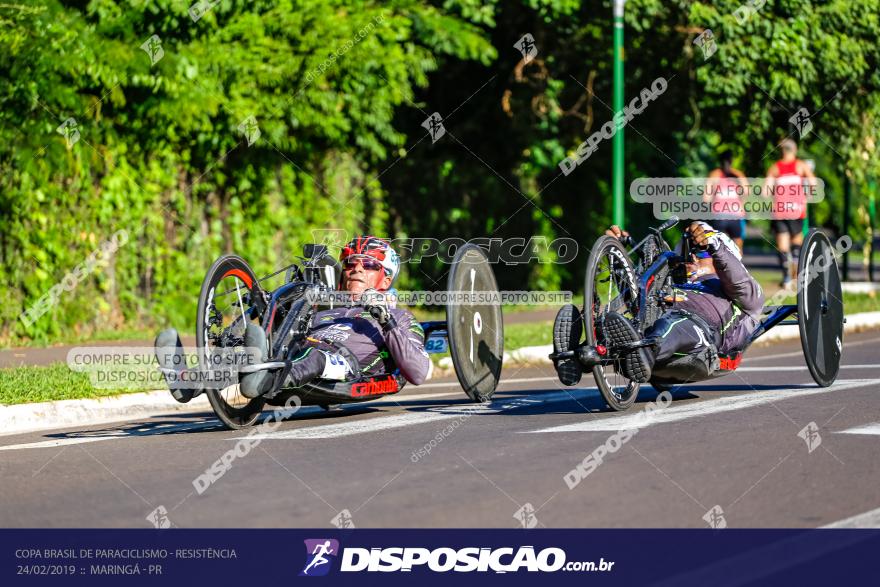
[0, 390, 211, 437]
[842, 282, 880, 294]
[3, 311, 878, 437]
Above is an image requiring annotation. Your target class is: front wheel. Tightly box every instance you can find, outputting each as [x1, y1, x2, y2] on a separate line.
[584, 236, 641, 411]
[797, 230, 844, 387]
[196, 255, 266, 429]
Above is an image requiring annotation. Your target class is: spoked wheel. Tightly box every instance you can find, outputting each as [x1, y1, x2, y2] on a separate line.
[797, 230, 844, 387]
[196, 255, 266, 429]
[584, 236, 641, 410]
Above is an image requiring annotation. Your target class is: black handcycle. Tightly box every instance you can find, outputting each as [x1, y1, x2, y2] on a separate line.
[550, 216, 844, 411]
[157, 243, 504, 429]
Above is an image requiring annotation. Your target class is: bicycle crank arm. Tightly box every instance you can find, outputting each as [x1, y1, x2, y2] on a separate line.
[549, 344, 610, 370]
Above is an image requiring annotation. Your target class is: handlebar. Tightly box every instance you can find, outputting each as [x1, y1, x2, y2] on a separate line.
[654, 216, 679, 233]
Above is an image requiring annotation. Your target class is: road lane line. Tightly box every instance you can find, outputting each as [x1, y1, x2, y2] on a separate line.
[236, 389, 590, 440]
[418, 375, 559, 390]
[0, 436, 116, 451]
[821, 506, 880, 528]
[737, 365, 878, 372]
[835, 422, 880, 436]
[0, 386, 562, 451]
[381, 391, 462, 401]
[527, 379, 879, 434]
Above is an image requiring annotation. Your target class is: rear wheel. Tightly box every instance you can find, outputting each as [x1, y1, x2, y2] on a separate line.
[196, 255, 266, 429]
[797, 230, 844, 387]
[584, 236, 641, 410]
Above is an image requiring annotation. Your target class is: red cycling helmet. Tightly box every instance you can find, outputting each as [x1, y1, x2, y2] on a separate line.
[339, 236, 400, 281]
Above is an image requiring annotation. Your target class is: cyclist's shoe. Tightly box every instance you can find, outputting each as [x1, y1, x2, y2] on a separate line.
[240, 323, 272, 399]
[552, 304, 584, 386]
[601, 312, 653, 383]
[154, 328, 200, 403]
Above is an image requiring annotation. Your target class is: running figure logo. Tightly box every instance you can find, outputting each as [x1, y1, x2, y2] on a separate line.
[140, 34, 164, 66]
[797, 421, 822, 453]
[693, 29, 717, 60]
[513, 503, 539, 528]
[56, 118, 80, 148]
[238, 115, 261, 146]
[421, 112, 446, 143]
[702, 505, 727, 529]
[789, 107, 813, 138]
[300, 539, 339, 577]
[514, 33, 538, 64]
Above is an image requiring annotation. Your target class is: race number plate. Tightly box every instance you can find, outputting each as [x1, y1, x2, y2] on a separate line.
[425, 335, 449, 354]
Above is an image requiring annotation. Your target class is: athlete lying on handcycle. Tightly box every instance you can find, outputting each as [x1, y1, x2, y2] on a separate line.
[159, 236, 430, 404]
[558, 221, 765, 386]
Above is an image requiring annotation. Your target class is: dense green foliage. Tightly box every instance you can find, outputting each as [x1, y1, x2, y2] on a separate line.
[1, 0, 878, 345]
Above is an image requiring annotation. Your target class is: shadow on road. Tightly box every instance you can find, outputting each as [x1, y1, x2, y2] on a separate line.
[35, 381, 818, 441]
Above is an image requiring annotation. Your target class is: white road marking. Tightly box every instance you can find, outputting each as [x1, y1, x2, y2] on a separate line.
[246, 411, 463, 440]
[236, 390, 583, 440]
[821, 506, 880, 528]
[835, 422, 880, 436]
[417, 375, 559, 390]
[0, 385, 561, 451]
[0, 436, 115, 451]
[527, 379, 878, 434]
[380, 391, 461, 401]
[737, 365, 877, 372]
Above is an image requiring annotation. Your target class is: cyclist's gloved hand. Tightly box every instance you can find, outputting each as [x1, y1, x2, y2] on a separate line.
[605, 225, 630, 241]
[361, 288, 396, 328]
[689, 221, 741, 260]
[689, 221, 720, 250]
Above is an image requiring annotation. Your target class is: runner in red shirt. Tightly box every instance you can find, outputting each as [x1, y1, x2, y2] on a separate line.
[763, 139, 817, 288]
[705, 150, 748, 252]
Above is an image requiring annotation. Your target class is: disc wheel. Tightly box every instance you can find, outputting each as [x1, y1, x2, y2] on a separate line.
[584, 236, 641, 410]
[446, 244, 504, 402]
[196, 255, 266, 429]
[797, 230, 844, 387]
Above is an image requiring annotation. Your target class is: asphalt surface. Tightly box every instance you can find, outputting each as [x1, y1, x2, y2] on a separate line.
[2, 330, 880, 529]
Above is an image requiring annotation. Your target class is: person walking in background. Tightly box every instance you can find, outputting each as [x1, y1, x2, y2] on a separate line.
[705, 150, 748, 252]
[763, 138, 817, 288]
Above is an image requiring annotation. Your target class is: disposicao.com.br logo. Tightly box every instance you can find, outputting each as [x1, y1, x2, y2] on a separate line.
[301, 542, 615, 574]
[300, 539, 340, 576]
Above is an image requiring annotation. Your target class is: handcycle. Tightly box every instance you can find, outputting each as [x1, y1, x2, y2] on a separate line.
[550, 216, 845, 411]
[156, 243, 504, 429]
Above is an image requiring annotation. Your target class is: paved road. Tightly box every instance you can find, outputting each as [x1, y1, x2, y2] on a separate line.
[2, 331, 880, 529]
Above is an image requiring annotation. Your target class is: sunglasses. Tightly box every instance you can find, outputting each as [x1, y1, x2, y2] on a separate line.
[343, 257, 383, 272]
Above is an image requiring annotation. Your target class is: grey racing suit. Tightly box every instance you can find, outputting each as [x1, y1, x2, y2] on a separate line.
[283, 305, 431, 387]
[647, 243, 765, 372]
